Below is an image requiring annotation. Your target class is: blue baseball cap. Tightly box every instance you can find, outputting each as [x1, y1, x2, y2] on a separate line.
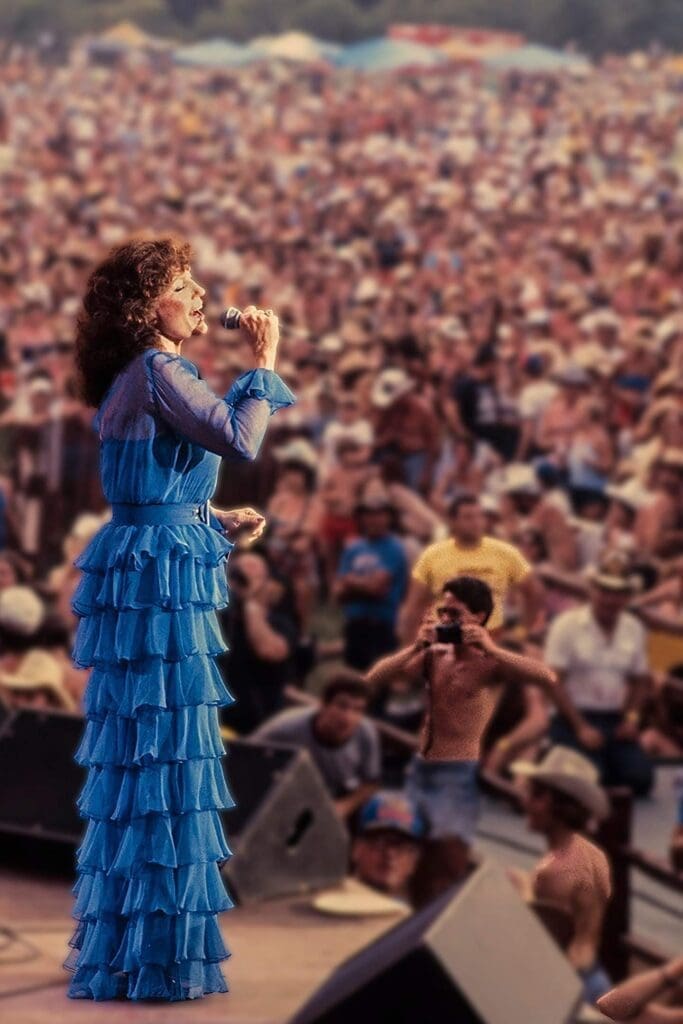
[614, 374, 650, 394]
[358, 791, 426, 839]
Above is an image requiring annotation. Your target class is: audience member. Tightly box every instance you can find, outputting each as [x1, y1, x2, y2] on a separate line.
[498, 463, 577, 572]
[544, 550, 654, 795]
[640, 666, 683, 759]
[218, 550, 299, 735]
[481, 667, 550, 783]
[366, 669, 424, 788]
[251, 672, 381, 823]
[0, 584, 76, 711]
[266, 447, 323, 637]
[334, 497, 408, 670]
[372, 368, 441, 495]
[350, 791, 425, 905]
[367, 575, 569, 903]
[509, 746, 612, 1005]
[398, 494, 543, 642]
[597, 955, 683, 1022]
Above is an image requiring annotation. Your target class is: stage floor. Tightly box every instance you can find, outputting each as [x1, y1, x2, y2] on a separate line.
[0, 872, 398, 1024]
[1, 766, 680, 1024]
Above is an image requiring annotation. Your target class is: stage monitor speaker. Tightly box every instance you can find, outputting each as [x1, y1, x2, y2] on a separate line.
[221, 739, 349, 904]
[288, 859, 583, 1024]
[0, 712, 348, 904]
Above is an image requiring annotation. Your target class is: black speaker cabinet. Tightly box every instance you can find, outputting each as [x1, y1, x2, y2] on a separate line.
[222, 739, 349, 904]
[0, 705, 85, 842]
[289, 859, 583, 1024]
[0, 709, 348, 903]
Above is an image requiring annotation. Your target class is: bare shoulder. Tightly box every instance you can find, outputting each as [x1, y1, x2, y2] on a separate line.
[571, 834, 612, 896]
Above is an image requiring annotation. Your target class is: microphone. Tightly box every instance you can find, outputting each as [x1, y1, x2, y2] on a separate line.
[219, 307, 295, 338]
[220, 307, 243, 330]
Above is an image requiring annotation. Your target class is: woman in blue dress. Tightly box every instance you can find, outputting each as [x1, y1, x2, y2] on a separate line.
[63, 237, 295, 1001]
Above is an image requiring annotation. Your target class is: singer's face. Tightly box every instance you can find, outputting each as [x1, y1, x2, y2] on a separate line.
[155, 267, 207, 343]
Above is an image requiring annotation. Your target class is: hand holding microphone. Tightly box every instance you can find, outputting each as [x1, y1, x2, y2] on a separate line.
[221, 306, 279, 371]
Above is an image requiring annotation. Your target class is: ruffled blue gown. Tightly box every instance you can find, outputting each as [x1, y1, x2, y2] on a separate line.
[63, 349, 295, 1001]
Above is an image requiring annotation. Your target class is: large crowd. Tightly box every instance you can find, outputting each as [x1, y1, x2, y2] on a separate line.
[0, 41, 682, 1012]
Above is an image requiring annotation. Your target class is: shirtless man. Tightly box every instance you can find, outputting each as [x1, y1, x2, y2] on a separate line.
[365, 575, 584, 905]
[509, 746, 612, 1004]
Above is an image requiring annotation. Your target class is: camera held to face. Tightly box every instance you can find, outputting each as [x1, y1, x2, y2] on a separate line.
[434, 621, 463, 646]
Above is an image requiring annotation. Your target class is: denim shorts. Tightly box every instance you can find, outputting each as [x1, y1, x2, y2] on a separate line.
[404, 755, 480, 843]
[578, 963, 611, 1004]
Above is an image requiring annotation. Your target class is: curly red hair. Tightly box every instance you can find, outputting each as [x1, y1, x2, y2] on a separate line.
[75, 237, 192, 407]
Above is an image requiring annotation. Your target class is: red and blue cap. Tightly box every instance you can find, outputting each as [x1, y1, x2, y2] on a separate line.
[358, 791, 426, 839]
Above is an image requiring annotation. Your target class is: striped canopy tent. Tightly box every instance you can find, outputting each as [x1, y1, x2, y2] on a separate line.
[99, 21, 157, 48]
[484, 44, 591, 75]
[439, 36, 521, 64]
[173, 38, 256, 68]
[87, 20, 174, 57]
[334, 37, 447, 72]
[249, 31, 339, 63]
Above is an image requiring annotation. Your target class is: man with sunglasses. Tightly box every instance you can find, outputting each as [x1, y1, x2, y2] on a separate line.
[366, 574, 585, 904]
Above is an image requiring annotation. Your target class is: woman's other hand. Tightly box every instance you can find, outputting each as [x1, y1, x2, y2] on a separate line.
[213, 506, 266, 545]
[240, 306, 279, 371]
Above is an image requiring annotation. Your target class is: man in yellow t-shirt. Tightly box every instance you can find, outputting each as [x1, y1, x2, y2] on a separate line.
[398, 494, 542, 641]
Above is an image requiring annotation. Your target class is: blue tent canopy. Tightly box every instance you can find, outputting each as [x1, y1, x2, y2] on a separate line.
[334, 37, 446, 72]
[485, 44, 590, 74]
[173, 38, 255, 68]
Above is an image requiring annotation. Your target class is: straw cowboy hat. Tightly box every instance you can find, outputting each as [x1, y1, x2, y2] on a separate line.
[273, 438, 318, 471]
[311, 876, 411, 919]
[0, 586, 45, 636]
[371, 368, 414, 409]
[511, 745, 609, 821]
[587, 549, 641, 593]
[0, 649, 77, 712]
[501, 463, 541, 496]
[605, 478, 653, 512]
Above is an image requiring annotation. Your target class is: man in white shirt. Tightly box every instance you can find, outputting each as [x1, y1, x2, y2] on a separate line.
[543, 551, 654, 796]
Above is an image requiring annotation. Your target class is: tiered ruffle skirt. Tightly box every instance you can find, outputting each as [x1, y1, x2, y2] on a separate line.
[64, 521, 236, 1001]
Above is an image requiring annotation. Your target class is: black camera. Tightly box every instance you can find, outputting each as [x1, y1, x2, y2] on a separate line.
[228, 567, 249, 588]
[435, 622, 463, 646]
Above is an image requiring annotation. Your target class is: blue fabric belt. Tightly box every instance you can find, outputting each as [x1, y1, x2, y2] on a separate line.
[111, 501, 210, 526]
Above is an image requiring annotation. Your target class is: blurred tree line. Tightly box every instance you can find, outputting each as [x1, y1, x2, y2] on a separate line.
[2, 0, 683, 53]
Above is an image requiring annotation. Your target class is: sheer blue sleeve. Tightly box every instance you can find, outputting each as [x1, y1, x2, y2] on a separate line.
[147, 352, 296, 460]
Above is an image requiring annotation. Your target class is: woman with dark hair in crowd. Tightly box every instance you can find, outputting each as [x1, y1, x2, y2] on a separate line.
[63, 236, 295, 1002]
